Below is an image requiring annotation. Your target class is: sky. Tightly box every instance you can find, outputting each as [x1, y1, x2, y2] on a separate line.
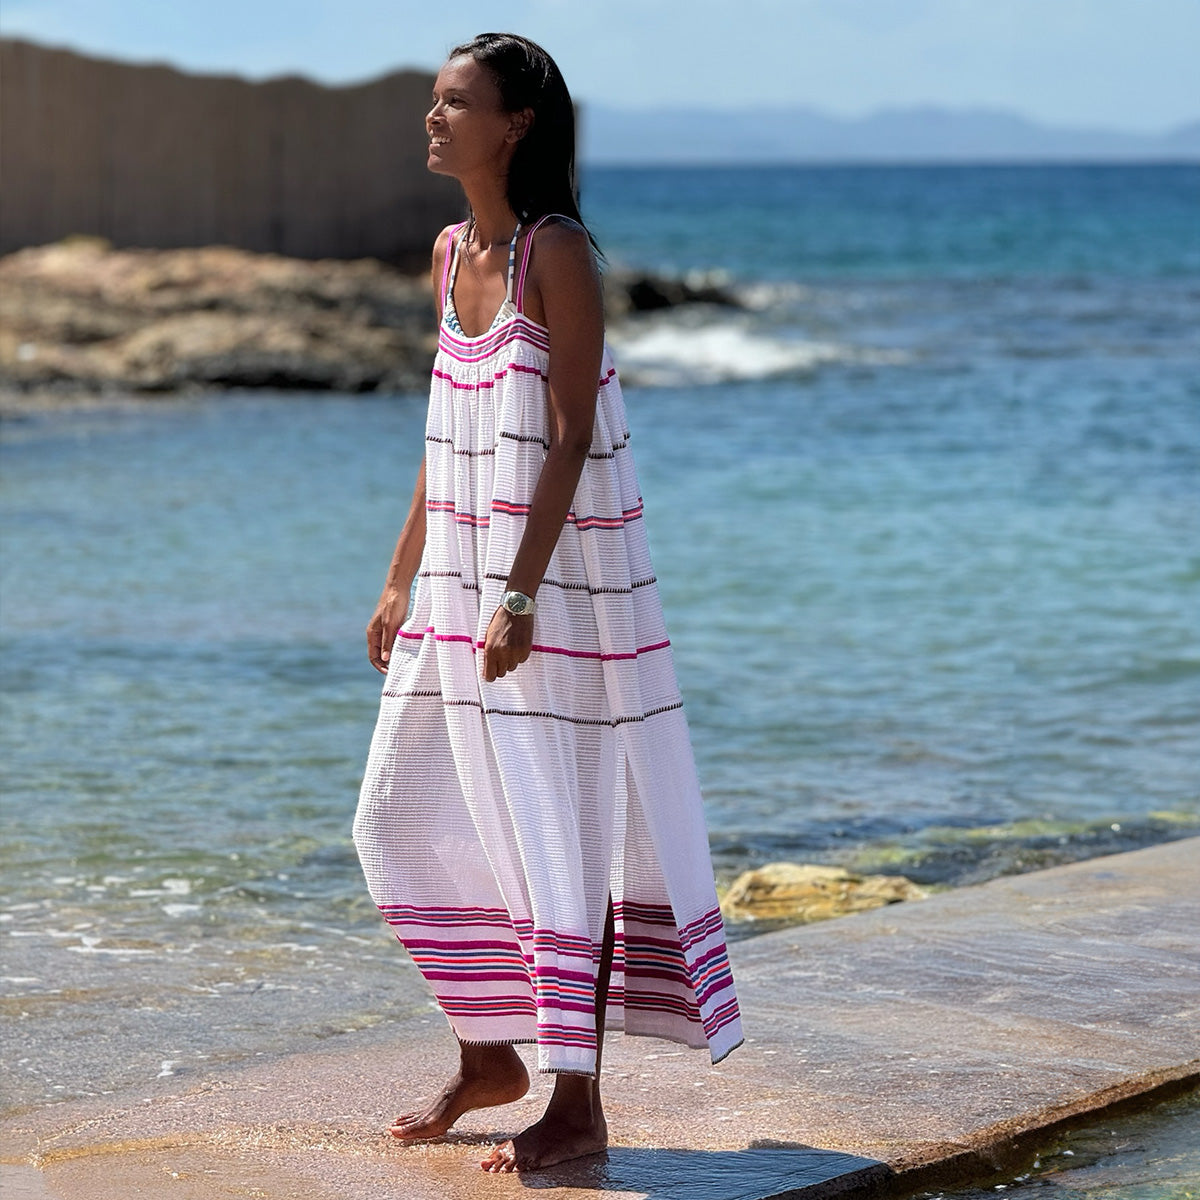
[2, 0, 1198, 134]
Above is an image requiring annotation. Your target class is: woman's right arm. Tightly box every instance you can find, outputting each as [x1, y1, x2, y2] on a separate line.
[365, 227, 453, 673]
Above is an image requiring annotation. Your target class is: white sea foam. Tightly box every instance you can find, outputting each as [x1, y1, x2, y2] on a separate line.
[11, 926, 95, 939]
[608, 314, 908, 388]
[65, 934, 156, 955]
[733, 279, 815, 309]
[129, 877, 193, 898]
[65, 945, 156, 955]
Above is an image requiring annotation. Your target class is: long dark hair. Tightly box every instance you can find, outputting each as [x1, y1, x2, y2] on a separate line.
[448, 32, 602, 258]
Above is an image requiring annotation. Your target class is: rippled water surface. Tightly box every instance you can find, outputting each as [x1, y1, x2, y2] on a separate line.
[925, 1085, 1200, 1200]
[2, 165, 1198, 1113]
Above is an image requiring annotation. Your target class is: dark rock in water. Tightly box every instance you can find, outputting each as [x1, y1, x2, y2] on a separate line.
[604, 268, 742, 316]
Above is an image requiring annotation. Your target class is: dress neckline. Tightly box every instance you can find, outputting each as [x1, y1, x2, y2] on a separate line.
[443, 220, 521, 340]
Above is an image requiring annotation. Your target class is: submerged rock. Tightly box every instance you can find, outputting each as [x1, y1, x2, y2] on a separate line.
[720, 862, 927, 925]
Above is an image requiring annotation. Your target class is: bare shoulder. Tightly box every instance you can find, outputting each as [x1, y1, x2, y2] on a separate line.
[530, 216, 598, 277]
[430, 223, 458, 277]
[525, 217, 601, 329]
[430, 223, 459, 314]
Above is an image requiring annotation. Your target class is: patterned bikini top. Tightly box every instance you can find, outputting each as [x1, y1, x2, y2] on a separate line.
[442, 218, 521, 338]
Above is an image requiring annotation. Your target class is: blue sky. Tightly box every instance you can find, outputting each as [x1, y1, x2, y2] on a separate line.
[2, 0, 1197, 133]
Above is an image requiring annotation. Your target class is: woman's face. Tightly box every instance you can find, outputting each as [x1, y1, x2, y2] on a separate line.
[426, 55, 526, 179]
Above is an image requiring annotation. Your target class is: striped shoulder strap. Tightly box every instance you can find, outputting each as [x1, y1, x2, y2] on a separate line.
[440, 220, 469, 308]
[514, 214, 566, 313]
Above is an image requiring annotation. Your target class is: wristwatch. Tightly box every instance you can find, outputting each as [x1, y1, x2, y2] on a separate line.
[500, 590, 536, 617]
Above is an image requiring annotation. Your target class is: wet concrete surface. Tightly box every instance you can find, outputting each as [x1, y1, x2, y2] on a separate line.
[2, 839, 1198, 1199]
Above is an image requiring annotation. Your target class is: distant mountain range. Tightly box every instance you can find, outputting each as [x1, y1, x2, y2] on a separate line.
[580, 104, 1200, 165]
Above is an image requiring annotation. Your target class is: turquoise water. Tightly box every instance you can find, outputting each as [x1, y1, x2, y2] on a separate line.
[924, 1085, 1200, 1200]
[2, 166, 1198, 1119]
[582, 164, 1200, 279]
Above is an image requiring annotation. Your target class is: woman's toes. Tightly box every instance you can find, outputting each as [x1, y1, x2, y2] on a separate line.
[481, 1141, 517, 1172]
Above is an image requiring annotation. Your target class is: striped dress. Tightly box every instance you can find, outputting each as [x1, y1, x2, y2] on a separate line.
[353, 214, 743, 1076]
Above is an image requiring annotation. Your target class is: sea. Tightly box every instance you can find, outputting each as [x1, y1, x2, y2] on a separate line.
[2, 164, 1198, 1186]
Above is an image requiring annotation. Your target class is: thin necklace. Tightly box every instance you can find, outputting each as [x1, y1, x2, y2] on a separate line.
[465, 214, 519, 255]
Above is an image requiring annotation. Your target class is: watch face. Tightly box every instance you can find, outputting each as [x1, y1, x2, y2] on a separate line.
[504, 592, 531, 615]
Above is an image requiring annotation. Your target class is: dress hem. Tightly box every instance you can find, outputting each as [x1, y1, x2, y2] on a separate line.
[710, 1036, 745, 1066]
[456, 1036, 539, 1049]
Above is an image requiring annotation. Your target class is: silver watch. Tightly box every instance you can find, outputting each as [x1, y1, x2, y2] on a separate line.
[500, 590, 535, 617]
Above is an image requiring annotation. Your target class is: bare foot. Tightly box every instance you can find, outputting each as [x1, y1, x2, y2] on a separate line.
[390, 1045, 529, 1140]
[480, 1104, 607, 1173]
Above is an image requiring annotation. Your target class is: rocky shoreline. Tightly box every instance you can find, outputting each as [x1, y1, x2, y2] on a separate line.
[0, 236, 739, 409]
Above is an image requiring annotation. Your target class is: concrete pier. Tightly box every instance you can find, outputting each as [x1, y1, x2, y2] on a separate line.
[3, 838, 1197, 1199]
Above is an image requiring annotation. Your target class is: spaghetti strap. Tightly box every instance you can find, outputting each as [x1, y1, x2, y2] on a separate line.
[503, 222, 521, 304]
[440, 221, 468, 311]
[515, 214, 559, 313]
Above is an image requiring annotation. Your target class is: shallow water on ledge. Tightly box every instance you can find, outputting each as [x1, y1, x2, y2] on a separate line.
[923, 1085, 1200, 1200]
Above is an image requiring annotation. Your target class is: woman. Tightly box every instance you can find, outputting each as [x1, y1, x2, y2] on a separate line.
[353, 32, 742, 1174]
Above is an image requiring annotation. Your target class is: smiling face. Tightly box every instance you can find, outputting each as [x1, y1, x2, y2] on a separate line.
[425, 55, 528, 181]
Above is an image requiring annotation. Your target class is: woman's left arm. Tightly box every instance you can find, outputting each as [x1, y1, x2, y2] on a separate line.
[482, 223, 604, 682]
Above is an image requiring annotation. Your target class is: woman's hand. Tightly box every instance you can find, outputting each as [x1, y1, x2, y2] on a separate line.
[368, 460, 427, 675]
[483, 606, 533, 681]
[367, 585, 410, 674]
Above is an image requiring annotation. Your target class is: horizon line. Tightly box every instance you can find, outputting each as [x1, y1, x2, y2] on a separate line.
[1, 34, 1194, 141]
[579, 157, 1200, 169]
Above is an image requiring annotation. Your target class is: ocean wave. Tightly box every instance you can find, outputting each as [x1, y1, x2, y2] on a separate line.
[607, 312, 908, 387]
[732, 279, 816, 310]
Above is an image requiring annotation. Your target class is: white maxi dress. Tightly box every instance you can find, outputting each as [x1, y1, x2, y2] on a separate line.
[353, 214, 743, 1075]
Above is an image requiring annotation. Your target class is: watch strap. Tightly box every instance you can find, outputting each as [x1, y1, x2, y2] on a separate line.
[500, 590, 535, 616]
